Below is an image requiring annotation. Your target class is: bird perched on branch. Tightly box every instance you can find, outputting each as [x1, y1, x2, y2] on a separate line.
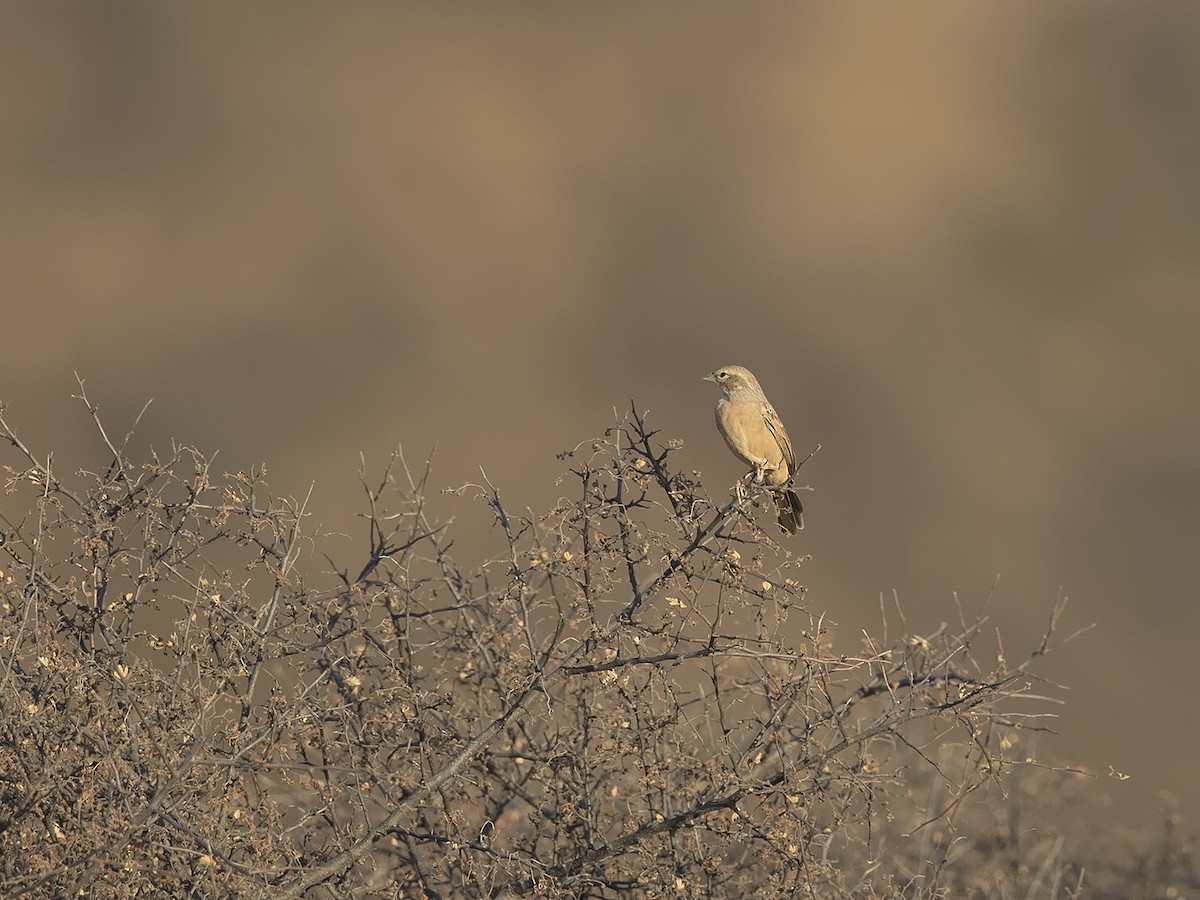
[704, 365, 805, 534]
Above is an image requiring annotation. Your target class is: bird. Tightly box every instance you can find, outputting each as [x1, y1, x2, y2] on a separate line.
[704, 365, 804, 534]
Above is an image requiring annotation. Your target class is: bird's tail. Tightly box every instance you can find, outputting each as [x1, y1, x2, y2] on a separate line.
[774, 489, 804, 535]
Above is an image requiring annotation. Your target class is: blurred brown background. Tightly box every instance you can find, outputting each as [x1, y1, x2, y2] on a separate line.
[3, 5, 1198, 831]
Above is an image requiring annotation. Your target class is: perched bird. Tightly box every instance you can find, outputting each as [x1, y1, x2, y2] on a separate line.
[704, 365, 805, 534]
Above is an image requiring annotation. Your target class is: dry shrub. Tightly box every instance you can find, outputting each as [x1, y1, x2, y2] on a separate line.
[0, 387, 1194, 898]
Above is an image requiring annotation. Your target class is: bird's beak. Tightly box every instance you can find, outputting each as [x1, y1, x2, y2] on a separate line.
[702, 372, 716, 383]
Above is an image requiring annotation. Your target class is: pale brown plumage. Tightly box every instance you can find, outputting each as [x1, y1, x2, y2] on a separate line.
[704, 365, 804, 534]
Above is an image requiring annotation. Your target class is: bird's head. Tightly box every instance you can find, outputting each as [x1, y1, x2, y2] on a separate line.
[704, 365, 761, 396]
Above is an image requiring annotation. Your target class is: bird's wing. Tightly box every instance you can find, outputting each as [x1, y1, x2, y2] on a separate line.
[761, 401, 796, 479]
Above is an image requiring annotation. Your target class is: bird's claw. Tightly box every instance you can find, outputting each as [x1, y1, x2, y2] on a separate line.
[752, 461, 776, 485]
